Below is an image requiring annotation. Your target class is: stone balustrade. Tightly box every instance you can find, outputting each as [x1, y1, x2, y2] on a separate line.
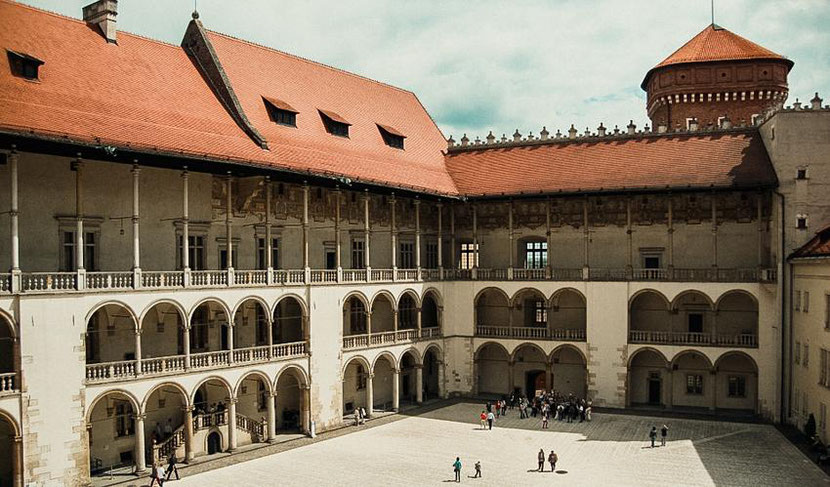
[342, 328, 442, 350]
[475, 325, 586, 341]
[628, 330, 758, 348]
[0, 372, 18, 395]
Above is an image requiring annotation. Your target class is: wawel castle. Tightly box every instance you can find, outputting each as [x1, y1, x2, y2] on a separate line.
[0, 1, 828, 485]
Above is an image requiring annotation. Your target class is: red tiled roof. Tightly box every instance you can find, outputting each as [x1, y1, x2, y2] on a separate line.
[444, 131, 776, 196]
[642, 24, 792, 89]
[263, 96, 298, 113]
[790, 226, 830, 260]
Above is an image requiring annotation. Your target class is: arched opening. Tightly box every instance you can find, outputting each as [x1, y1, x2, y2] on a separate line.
[399, 351, 419, 406]
[371, 294, 395, 333]
[343, 296, 367, 337]
[0, 316, 15, 391]
[139, 303, 185, 368]
[550, 289, 586, 340]
[235, 374, 270, 445]
[715, 352, 758, 414]
[511, 289, 548, 335]
[474, 343, 509, 396]
[716, 292, 759, 346]
[372, 354, 396, 412]
[274, 296, 305, 344]
[192, 379, 232, 456]
[206, 431, 222, 455]
[474, 288, 509, 329]
[512, 343, 548, 398]
[551, 346, 587, 398]
[275, 368, 306, 433]
[398, 293, 418, 330]
[0, 414, 18, 486]
[233, 299, 269, 349]
[88, 391, 138, 475]
[144, 384, 188, 464]
[342, 358, 369, 416]
[423, 347, 441, 400]
[189, 301, 229, 355]
[422, 291, 441, 331]
[627, 348, 669, 407]
[86, 304, 136, 365]
[672, 291, 713, 337]
[629, 291, 671, 340]
[671, 351, 714, 410]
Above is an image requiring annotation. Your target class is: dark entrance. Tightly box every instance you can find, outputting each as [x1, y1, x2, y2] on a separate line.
[525, 370, 545, 397]
[647, 375, 662, 405]
[220, 325, 229, 350]
[402, 374, 411, 398]
[207, 431, 222, 454]
[688, 313, 703, 333]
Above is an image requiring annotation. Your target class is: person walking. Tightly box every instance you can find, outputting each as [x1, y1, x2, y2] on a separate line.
[495, 400, 501, 418]
[479, 410, 487, 430]
[165, 453, 179, 481]
[473, 460, 482, 478]
[487, 411, 495, 430]
[649, 426, 657, 448]
[660, 424, 668, 446]
[354, 407, 361, 427]
[541, 410, 549, 429]
[548, 450, 558, 472]
[537, 448, 545, 472]
[148, 462, 160, 487]
[453, 457, 462, 482]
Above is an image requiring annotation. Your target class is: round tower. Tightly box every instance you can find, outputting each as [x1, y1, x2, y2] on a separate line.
[642, 24, 793, 130]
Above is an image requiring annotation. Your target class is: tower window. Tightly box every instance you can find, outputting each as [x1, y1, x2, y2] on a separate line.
[263, 97, 298, 127]
[7, 50, 44, 81]
[796, 167, 808, 180]
[377, 124, 405, 149]
[319, 109, 350, 138]
[796, 215, 808, 229]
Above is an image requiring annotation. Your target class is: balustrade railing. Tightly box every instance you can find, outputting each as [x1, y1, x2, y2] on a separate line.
[420, 327, 441, 338]
[513, 268, 546, 280]
[190, 350, 231, 369]
[271, 341, 307, 358]
[0, 274, 9, 293]
[372, 269, 394, 281]
[343, 329, 442, 349]
[141, 355, 186, 375]
[475, 325, 586, 341]
[236, 413, 265, 440]
[398, 269, 417, 280]
[629, 330, 758, 348]
[396, 329, 418, 341]
[0, 373, 17, 394]
[287, 270, 305, 284]
[422, 268, 440, 280]
[22, 272, 76, 292]
[142, 271, 184, 288]
[86, 360, 136, 383]
[86, 271, 133, 290]
[342, 269, 365, 282]
[551, 268, 584, 280]
[234, 270, 267, 286]
[190, 270, 227, 287]
[152, 425, 185, 463]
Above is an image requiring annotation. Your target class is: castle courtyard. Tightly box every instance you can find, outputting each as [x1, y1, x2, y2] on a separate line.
[169, 402, 828, 487]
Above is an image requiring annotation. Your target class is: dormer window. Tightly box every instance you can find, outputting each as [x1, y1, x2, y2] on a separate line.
[377, 124, 405, 149]
[7, 50, 44, 81]
[263, 97, 297, 127]
[319, 109, 350, 138]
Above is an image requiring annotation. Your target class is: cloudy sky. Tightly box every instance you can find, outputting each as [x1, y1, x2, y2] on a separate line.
[19, 0, 830, 139]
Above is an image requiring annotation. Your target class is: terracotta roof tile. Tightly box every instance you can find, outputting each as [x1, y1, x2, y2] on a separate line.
[790, 226, 830, 260]
[444, 131, 776, 197]
[263, 96, 298, 113]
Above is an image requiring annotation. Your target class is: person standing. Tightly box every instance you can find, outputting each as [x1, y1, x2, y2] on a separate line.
[165, 453, 179, 481]
[473, 461, 482, 478]
[487, 411, 495, 430]
[541, 409, 549, 429]
[537, 448, 545, 472]
[479, 410, 487, 430]
[354, 408, 361, 427]
[148, 462, 160, 487]
[495, 400, 501, 418]
[453, 457, 462, 482]
[649, 426, 657, 448]
[548, 450, 558, 472]
[661, 424, 668, 446]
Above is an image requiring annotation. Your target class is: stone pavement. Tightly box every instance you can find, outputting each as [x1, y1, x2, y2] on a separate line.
[112, 401, 829, 486]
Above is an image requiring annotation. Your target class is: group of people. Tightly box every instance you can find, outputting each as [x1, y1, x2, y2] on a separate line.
[478, 390, 592, 429]
[353, 406, 369, 426]
[451, 457, 482, 482]
[147, 453, 180, 486]
[537, 448, 559, 472]
[648, 424, 670, 447]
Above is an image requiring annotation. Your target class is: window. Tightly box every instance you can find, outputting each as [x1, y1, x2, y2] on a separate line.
[686, 374, 703, 395]
[460, 242, 479, 270]
[804, 343, 810, 368]
[60, 230, 98, 271]
[524, 241, 548, 269]
[727, 376, 746, 398]
[688, 313, 704, 334]
[114, 401, 134, 438]
[356, 365, 367, 390]
[821, 349, 830, 387]
[805, 291, 811, 313]
[644, 256, 661, 269]
[377, 124, 405, 149]
[7, 50, 44, 81]
[399, 241, 415, 269]
[796, 342, 801, 364]
[218, 242, 238, 269]
[325, 246, 337, 270]
[256, 237, 280, 270]
[795, 291, 802, 311]
[263, 97, 298, 127]
[425, 241, 438, 269]
[533, 300, 547, 327]
[351, 239, 365, 269]
[177, 235, 205, 270]
[796, 167, 808, 180]
[797, 215, 808, 229]
[349, 300, 367, 333]
[320, 109, 350, 137]
[640, 248, 664, 270]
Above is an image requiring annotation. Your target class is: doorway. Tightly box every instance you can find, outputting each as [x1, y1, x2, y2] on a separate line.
[207, 432, 222, 455]
[525, 370, 545, 398]
[647, 375, 661, 405]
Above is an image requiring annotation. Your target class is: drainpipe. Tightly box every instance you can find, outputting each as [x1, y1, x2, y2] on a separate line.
[774, 190, 788, 423]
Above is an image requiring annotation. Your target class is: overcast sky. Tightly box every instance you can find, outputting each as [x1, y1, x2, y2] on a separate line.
[19, 0, 830, 139]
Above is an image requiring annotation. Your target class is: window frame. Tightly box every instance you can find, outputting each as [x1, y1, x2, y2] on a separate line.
[459, 242, 479, 270]
[523, 240, 548, 269]
[685, 374, 704, 395]
[727, 375, 746, 398]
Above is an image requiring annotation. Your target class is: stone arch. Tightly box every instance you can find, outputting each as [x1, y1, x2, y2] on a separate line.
[511, 342, 549, 397]
[274, 364, 310, 390]
[0, 309, 17, 339]
[423, 343, 443, 361]
[549, 288, 587, 338]
[629, 289, 672, 335]
[550, 344, 588, 397]
[422, 287, 443, 306]
[670, 349, 714, 370]
[509, 342, 547, 364]
[273, 295, 307, 344]
[233, 298, 270, 349]
[398, 289, 422, 308]
[627, 347, 670, 368]
[511, 287, 549, 328]
[398, 292, 419, 330]
[370, 290, 398, 312]
[474, 342, 510, 395]
[474, 287, 510, 307]
[342, 290, 370, 309]
[670, 290, 715, 311]
[273, 293, 309, 318]
[370, 291, 396, 333]
[671, 290, 715, 337]
[139, 300, 187, 359]
[714, 350, 758, 371]
[627, 347, 670, 407]
[86, 389, 141, 422]
[230, 296, 270, 320]
[86, 302, 139, 365]
[188, 298, 232, 323]
[421, 289, 442, 330]
[714, 290, 759, 340]
[85, 300, 139, 332]
[343, 293, 369, 336]
[138, 299, 187, 331]
[714, 289, 759, 310]
[398, 347, 422, 366]
[142, 381, 190, 411]
[474, 287, 510, 327]
[550, 287, 586, 305]
[670, 350, 715, 409]
[190, 376, 234, 405]
[371, 351, 398, 372]
[234, 370, 274, 397]
[0, 312, 16, 376]
[629, 288, 671, 309]
[0, 408, 20, 437]
[510, 287, 548, 307]
[274, 365, 309, 433]
[549, 343, 587, 365]
[422, 345, 442, 399]
[189, 299, 232, 353]
[474, 341, 510, 360]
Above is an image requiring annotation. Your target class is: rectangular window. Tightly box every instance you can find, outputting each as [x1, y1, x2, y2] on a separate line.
[61, 230, 74, 271]
[177, 235, 206, 270]
[534, 300, 547, 327]
[686, 374, 704, 395]
[320, 110, 350, 137]
[351, 239, 365, 269]
[805, 291, 811, 313]
[60, 230, 98, 271]
[425, 241, 438, 269]
[263, 97, 298, 127]
[795, 291, 802, 311]
[256, 237, 280, 270]
[114, 402, 134, 438]
[325, 248, 337, 270]
[399, 241, 414, 269]
[727, 376, 746, 398]
[524, 241, 548, 269]
[821, 349, 828, 387]
[218, 243, 238, 269]
[796, 168, 808, 180]
[688, 313, 704, 334]
[7, 50, 44, 80]
[644, 256, 661, 269]
[378, 125, 405, 149]
[460, 242, 479, 270]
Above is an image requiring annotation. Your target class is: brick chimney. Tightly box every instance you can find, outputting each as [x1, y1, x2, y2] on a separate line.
[83, 0, 118, 43]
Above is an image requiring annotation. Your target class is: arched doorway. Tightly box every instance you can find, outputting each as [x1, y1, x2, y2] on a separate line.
[0, 412, 19, 487]
[372, 354, 396, 412]
[342, 358, 370, 416]
[550, 289, 586, 340]
[343, 296, 368, 337]
[474, 343, 509, 395]
[422, 291, 441, 332]
[551, 346, 587, 398]
[371, 293, 395, 334]
[423, 347, 441, 400]
[715, 352, 758, 414]
[233, 299, 269, 350]
[274, 296, 305, 344]
[275, 368, 306, 433]
[206, 431, 222, 455]
[671, 351, 714, 410]
[512, 343, 547, 397]
[398, 293, 418, 330]
[399, 350, 419, 405]
[86, 304, 137, 365]
[140, 302, 185, 372]
[628, 348, 669, 407]
[144, 384, 188, 463]
[88, 391, 139, 475]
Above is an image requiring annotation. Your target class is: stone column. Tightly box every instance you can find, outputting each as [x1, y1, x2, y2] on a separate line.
[267, 314, 274, 359]
[416, 307, 422, 333]
[472, 204, 478, 277]
[227, 399, 237, 451]
[626, 198, 633, 273]
[545, 197, 552, 279]
[225, 173, 233, 273]
[364, 191, 371, 277]
[131, 163, 141, 272]
[335, 188, 342, 278]
[508, 200, 514, 274]
[415, 199, 421, 278]
[265, 176, 273, 283]
[756, 192, 764, 269]
[450, 205, 456, 270]
[73, 157, 85, 277]
[582, 197, 589, 277]
[667, 198, 674, 277]
[181, 169, 190, 284]
[437, 202, 444, 276]
[545, 362, 553, 393]
[227, 323, 235, 364]
[709, 370, 717, 411]
[134, 414, 147, 473]
[508, 361, 515, 392]
[392, 368, 400, 412]
[183, 325, 191, 370]
[366, 372, 375, 417]
[366, 311, 373, 338]
[393, 310, 399, 333]
[183, 406, 194, 462]
[266, 392, 276, 442]
[664, 366, 673, 410]
[711, 193, 718, 269]
[390, 195, 397, 274]
[302, 183, 310, 275]
[9, 149, 20, 292]
[301, 386, 311, 434]
[415, 365, 424, 403]
[134, 330, 142, 376]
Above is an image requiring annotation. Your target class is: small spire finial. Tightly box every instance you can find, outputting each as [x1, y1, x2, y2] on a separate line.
[192, 0, 200, 19]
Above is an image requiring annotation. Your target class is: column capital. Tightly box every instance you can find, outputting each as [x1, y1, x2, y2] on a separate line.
[181, 168, 189, 178]
[132, 413, 146, 421]
[181, 405, 195, 413]
[227, 398, 239, 405]
[414, 363, 424, 369]
[413, 198, 421, 206]
[131, 162, 141, 173]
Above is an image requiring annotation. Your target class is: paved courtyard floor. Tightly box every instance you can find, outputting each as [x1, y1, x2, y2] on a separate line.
[166, 402, 828, 486]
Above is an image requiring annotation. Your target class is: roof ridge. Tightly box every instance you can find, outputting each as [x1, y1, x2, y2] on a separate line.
[205, 28, 416, 97]
[3, 0, 185, 51]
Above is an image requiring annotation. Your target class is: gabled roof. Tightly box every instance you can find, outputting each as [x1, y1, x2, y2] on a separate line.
[790, 226, 830, 260]
[641, 24, 793, 89]
[444, 131, 777, 197]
